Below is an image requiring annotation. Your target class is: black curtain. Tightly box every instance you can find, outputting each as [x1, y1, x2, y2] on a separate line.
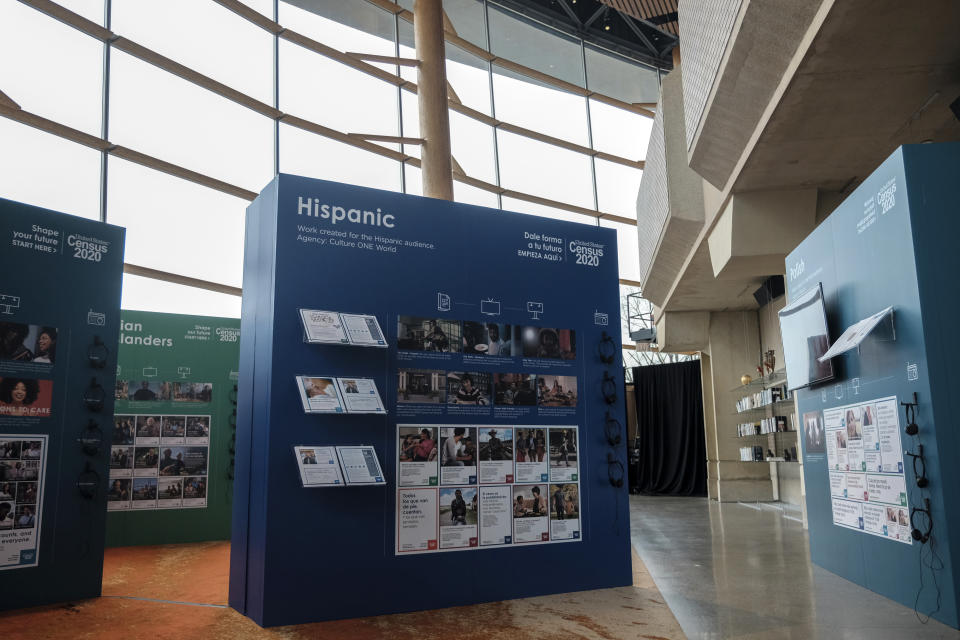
[632, 360, 707, 496]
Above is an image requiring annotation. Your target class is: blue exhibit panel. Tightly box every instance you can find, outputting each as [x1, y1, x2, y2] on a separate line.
[0, 198, 125, 610]
[786, 144, 960, 628]
[230, 175, 632, 627]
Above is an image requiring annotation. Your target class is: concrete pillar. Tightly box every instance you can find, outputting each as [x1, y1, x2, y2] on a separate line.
[702, 311, 775, 502]
[414, 0, 454, 201]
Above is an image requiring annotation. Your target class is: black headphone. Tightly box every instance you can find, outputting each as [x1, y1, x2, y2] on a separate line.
[83, 377, 106, 412]
[87, 335, 109, 369]
[601, 371, 618, 405]
[902, 394, 919, 436]
[607, 452, 624, 488]
[77, 419, 103, 456]
[598, 331, 617, 365]
[605, 411, 622, 446]
[911, 498, 933, 544]
[906, 444, 929, 488]
[77, 463, 100, 500]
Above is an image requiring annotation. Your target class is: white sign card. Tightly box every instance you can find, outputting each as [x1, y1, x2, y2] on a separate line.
[439, 426, 477, 485]
[299, 309, 349, 344]
[823, 396, 910, 544]
[548, 426, 579, 482]
[0, 434, 47, 571]
[336, 378, 386, 414]
[549, 483, 581, 541]
[397, 488, 438, 553]
[438, 486, 479, 549]
[397, 425, 439, 487]
[341, 313, 387, 347]
[336, 446, 385, 485]
[478, 427, 514, 484]
[296, 376, 346, 414]
[478, 485, 513, 546]
[294, 446, 345, 487]
[514, 427, 548, 483]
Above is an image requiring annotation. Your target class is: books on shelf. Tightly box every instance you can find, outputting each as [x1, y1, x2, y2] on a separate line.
[736, 384, 791, 412]
[737, 414, 794, 437]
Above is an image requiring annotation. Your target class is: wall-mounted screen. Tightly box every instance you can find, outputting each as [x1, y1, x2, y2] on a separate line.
[778, 282, 835, 391]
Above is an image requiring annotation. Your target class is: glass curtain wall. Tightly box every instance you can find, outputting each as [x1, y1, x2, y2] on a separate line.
[0, 0, 680, 369]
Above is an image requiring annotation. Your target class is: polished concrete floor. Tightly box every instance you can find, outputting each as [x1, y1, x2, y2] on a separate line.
[630, 496, 960, 640]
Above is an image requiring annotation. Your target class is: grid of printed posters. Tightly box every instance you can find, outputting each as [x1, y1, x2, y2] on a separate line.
[395, 424, 580, 554]
[822, 396, 911, 544]
[108, 414, 210, 511]
[0, 435, 46, 570]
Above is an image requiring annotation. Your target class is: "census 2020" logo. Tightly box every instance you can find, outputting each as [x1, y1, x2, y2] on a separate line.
[216, 327, 240, 342]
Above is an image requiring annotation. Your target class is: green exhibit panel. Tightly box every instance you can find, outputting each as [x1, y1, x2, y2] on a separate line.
[106, 311, 240, 546]
[785, 143, 960, 628]
[0, 198, 124, 610]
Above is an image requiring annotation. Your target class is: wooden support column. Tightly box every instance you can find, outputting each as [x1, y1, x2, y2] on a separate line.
[413, 0, 454, 201]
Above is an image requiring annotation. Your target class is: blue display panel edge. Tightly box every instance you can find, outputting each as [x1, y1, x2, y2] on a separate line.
[785, 143, 960, 628]
[229, 175, 632, 626]
[0, 198, 125, 610]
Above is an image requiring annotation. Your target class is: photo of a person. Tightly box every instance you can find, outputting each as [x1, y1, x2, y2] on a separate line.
[0, 440, 21, 460]
[493, 373, 536, 406]
[0, 377, 40, 409]
[440, 427, 476, 468]
[173, 382, 213, 402]
[301, 450, 318, 464]
[133, 478, 157, 501]
[0, 322, 33, 361]
[845, 409, 862, 440]
[186, 417, 210, 438]
[549, 428, 577, 468]
[0, 501, 13, 529]
[158, 477, 183, 500]
[136, 416, 161, 438]
[304, 378, 337, 398]
[108, 479, 131, 502]
[134, 447, 159, 469]
[447, 372, 491, 405]
[479, 428, 513, 461]
[0, 483, 13, 500]
[158, 448, 185, 476]
[162, 416, 186, 439]
[16, 481, 37, 504]
[550, 484, 579, 520]
[131, 381, 158, 402]
[398, 427, 438, 462]
[397, 369, 447, 404]
[515, 429, 530, 462]
[534, 429, 546, 462]
[110, 446, 132, 471]
[862, 405, 875, 427]
[513, 485, 547, 518]
[183, 477, 207, 500]
[803, 411, 825, 454]
[439, 487, 478, 527]
[835, 430, 847, 449]
[537, 375, 578, 407]
[520, 327, 577, 360]
[14, 505, 35, 528]
[343, 380, 359, 394]
[31, 326, 57, 364]
[114, 380, 129, 400]
[113, 416, 135, 445]
[22, 441, 41, 459]
[397, 317, 461, 353]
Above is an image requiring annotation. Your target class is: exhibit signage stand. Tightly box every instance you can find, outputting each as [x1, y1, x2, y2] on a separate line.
[0, 198, 125, 611]
[784, 143, 960, 628]
[229, 175, 631, 626]
[105, 310, 241, 546]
